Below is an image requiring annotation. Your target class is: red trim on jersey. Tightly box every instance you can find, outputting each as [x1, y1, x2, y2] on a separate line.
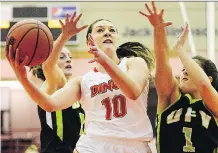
[93, 59, 122, 73]
[93, 67, 98, 72]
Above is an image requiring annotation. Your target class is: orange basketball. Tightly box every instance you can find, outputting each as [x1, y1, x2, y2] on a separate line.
[6, 19, 53, 66]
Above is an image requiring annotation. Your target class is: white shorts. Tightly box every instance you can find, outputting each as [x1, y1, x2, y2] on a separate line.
[75, 134, 152, 153]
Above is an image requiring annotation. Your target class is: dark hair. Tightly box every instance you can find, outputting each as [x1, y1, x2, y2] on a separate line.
[116, 42, 155, 71]
[30, 65, 45, 81]
[86, 19, 113, 42]
[193, 55, 218, 91]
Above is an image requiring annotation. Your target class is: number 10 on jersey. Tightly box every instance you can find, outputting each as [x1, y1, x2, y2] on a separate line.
[102, 94, 127, 120]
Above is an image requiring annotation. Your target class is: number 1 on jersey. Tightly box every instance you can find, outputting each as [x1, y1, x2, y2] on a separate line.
[102, 94, 127, 120]
[183, 127, 195, 152]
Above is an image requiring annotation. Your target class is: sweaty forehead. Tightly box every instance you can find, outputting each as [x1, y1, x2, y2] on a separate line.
[94, 20, 115, 28]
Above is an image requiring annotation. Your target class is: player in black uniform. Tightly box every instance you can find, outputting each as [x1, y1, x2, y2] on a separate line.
[30, 12, 87, 153]
[32, 65, 85, 153]
[139, 2, 218, 153]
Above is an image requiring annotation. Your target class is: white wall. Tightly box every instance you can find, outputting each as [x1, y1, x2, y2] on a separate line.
[1, 81, 40, 131]
[10, 89, 40, 129]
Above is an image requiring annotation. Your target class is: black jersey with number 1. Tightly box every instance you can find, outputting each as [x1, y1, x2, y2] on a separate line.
[157, 94, 218, 153]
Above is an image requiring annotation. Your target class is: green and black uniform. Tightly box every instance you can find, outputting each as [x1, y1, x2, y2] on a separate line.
[38, 102, 85, 153]
[157, 93, 218, 153]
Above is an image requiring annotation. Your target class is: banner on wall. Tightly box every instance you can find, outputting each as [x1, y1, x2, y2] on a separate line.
[48, 5, 79, 44]
[122, 27, 218, 37]
[51, 6, 77, 19]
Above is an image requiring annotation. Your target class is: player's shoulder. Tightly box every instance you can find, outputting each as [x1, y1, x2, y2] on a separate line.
[126, 57, 148, 67]
[127, 56, 145, 62]
[159, 93, 188, 114]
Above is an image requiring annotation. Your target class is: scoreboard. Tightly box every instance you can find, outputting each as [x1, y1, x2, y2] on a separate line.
[0, 5, 79, 45]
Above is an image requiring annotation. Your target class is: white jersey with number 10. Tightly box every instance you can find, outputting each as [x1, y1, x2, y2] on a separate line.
[80, 57, 153, 141]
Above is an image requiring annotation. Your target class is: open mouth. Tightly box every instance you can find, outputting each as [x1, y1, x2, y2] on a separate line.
[182, 78, 188, 81]
[103, 39, 113, 44]
[65, 65, 72, 69]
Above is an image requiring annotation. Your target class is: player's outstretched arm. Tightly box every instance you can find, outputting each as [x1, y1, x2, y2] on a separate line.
[42, 12, 88, 94]
[139, 2, 179, 112]
[44, 12, 88, 67]
[6, 45, 81, 112]
[175, 24, 218, 117]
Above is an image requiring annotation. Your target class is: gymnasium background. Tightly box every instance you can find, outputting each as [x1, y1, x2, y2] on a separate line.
[0, 1, 218, 153]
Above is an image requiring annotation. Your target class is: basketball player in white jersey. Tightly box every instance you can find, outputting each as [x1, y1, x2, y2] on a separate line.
[7, 7, 155, 152]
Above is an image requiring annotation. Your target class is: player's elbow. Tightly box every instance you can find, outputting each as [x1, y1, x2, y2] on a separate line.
[129, 95, 139, 100]
[127, 89, 142, 100]
[42, 105, 54, 112]
[40, 101, 57, 112]
[44, 108, 53, 112]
